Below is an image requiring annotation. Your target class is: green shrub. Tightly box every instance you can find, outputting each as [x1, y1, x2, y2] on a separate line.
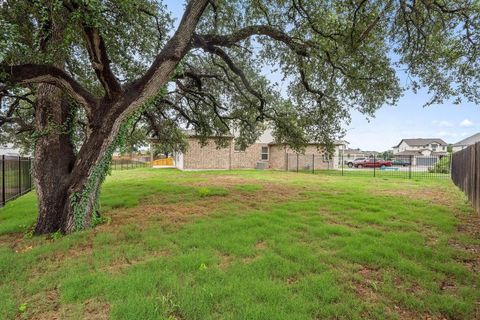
[428, 155, 451, 174]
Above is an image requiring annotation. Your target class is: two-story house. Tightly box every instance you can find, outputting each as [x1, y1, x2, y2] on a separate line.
[392, 138, 448, 156]
[392, 138, 448, 165]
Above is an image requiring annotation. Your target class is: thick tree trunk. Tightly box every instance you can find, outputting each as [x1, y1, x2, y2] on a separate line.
[32, 83, 108, 235]
[33, 84, 76, 234]
[31, 0, 209, 235]
[33, 86, 120, 235]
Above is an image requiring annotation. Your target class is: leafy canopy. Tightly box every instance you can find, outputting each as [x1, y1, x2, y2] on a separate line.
[1, 0, 479, 152]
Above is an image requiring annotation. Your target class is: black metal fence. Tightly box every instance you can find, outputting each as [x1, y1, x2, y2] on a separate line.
[286, 153, 451, 179]
[111, 157, 149, 170]
[1, 155, 33, 206]
[451, 142, 479, 214]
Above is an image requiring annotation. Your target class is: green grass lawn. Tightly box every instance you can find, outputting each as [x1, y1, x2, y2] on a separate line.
[0, 169, 479, 319]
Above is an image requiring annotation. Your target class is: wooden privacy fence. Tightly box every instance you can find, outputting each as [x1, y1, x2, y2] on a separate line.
[451, 142, 480, 214]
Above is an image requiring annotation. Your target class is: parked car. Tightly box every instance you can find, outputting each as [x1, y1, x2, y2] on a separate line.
[391, 159, 411, 167]
[352, 158, 392, 168]
[347, 157, 366, 168]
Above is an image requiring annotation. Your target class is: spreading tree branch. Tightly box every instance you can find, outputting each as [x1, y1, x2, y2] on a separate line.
[123, 0, 210, 113]
[192, 25, 310, 56]
[194, 43, 266, 114]
[63, 1, 122, 99]
[0, 64, 98, 108]
[82, 26, 122, 99]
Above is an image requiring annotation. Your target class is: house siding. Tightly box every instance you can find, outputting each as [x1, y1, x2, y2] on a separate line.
[183, 138, 232, 170]
[179, 138, 336, 170]
[231, 143, 268, 168]
[393, 139, 448, 155]
[182, 138, 269, 170]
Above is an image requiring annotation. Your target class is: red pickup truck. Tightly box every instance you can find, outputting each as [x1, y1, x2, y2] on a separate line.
[350, 158, 392, 168]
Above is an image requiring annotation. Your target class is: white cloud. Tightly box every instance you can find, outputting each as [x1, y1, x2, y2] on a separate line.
[460, 119, 474, 127]
[432, 120, 453, 127]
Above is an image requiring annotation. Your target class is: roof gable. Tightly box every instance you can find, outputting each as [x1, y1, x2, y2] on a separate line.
[394, 138, 448, 148]
[453, 132, 480, 146]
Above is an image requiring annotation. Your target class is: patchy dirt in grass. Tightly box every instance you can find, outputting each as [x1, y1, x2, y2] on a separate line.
[31, 299, 110, 320]
[454, 206, 480, 240]
[286, 276, 298, 285]
[318, 210, 361, 229]
[255, 240, 268, 250]
[106, 200, 215, 227]
[374, 187, 456, 208]
[385, 305, 448, 320]
[102, 249, 171, 274]
[106, 179, 303, 229]
[240, 255, 259, 265]
[448, 208, 480, 287]
[0, 232, 27, 252]
[82, 299, 110, 320]
[374, 183, 480, 291]
[354, 266, 382, 302]
[24, 288, 60, 320]
[354, 267, 446, 320]
[217, 252, 233, 271]
[11, 176, 303, 280]
[185, 175, 258, 188]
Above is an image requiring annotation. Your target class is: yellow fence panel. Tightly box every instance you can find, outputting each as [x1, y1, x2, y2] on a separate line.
[152, 158, 174, 166]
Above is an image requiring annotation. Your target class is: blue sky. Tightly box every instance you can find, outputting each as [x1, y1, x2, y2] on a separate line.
[165, 1, 479, 152]
[346, 86, 479, 151]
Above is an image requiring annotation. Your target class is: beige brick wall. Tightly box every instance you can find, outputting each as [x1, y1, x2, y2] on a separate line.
[231, 143, 268, 168]
[269, 145, 287, 170]
[183, 138, 232, 170]
[182, 139, 331, 170]
[183, 138, 269, 170]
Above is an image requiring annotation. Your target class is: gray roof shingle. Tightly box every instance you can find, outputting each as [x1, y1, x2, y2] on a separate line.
[453, 132, 480, 146]
[393, 138, 448, 148]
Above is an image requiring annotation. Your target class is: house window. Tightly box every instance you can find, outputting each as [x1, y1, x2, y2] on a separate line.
[322, 154, 332, 162]
[261, 146, 269, 160]
[431, 143, 438, 151]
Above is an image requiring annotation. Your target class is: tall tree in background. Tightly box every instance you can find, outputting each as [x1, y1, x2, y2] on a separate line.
[1, 0, 478, 234]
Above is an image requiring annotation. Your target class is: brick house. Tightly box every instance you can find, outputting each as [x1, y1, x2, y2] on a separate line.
[172, 130, 345, 170]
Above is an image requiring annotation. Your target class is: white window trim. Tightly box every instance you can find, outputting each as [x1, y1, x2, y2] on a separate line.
[260, 146, 269, 161]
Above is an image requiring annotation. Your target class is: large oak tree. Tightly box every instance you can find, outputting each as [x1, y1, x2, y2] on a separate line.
[1, 0, 478, 234]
